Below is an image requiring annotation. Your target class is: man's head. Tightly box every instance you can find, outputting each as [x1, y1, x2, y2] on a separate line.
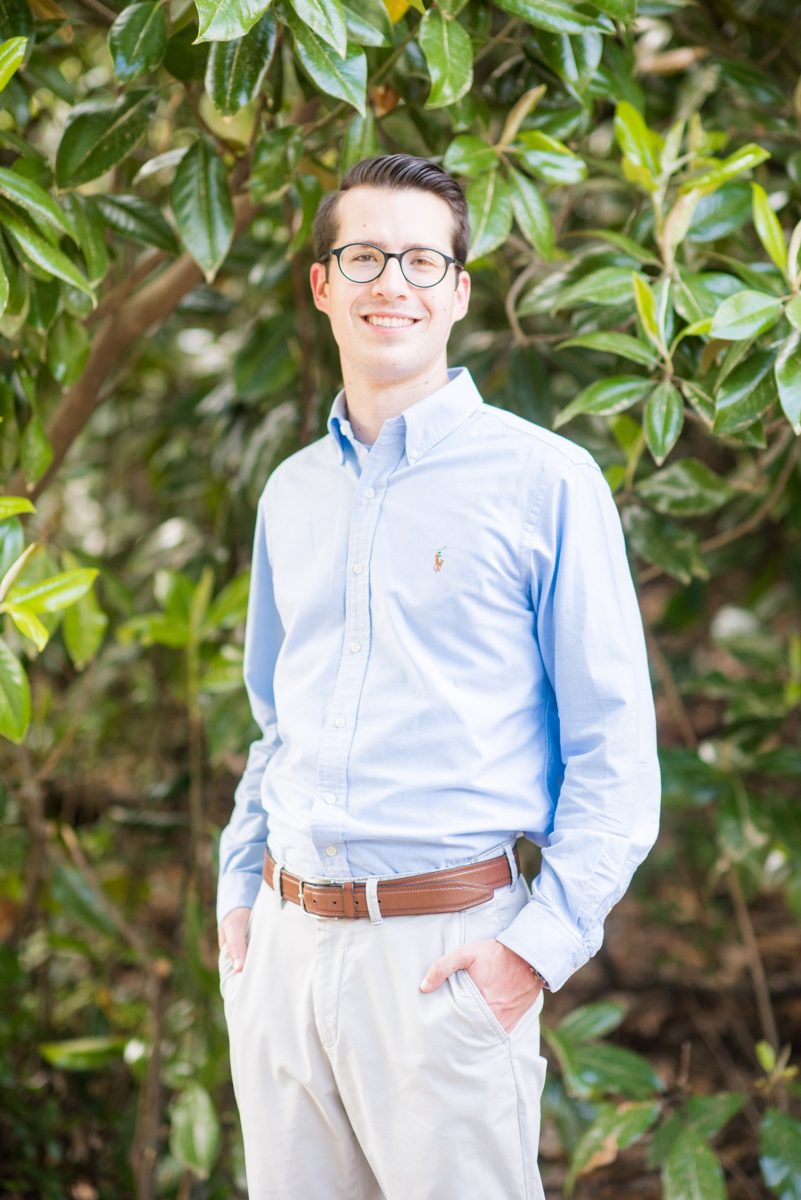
[309, 155, 471, 399]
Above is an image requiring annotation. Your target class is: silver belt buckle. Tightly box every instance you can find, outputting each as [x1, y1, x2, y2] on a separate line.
[297, 878, 341, 919]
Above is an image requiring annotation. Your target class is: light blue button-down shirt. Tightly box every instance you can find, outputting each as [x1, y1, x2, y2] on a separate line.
[217, 368, 659, 990]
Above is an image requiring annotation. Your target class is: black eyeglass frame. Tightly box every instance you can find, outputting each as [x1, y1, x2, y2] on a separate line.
[320, 242, 464, 288]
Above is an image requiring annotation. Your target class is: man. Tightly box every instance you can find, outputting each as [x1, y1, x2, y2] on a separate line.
[217, 154, 660, 1199]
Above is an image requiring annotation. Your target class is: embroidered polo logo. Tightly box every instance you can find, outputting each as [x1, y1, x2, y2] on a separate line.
[433, 547, 446, 572]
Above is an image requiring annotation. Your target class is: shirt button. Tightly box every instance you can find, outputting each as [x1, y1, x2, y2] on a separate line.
[324, 792, 337, 805]
[364, 487, 375, 499]
[334, 716, 346, 728]
[349, 641, 361, 653]
[325, 846, 338, 857]
[352, 562, 364, 575]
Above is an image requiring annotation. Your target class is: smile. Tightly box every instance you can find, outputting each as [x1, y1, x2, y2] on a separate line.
[363, 315, 419, 328]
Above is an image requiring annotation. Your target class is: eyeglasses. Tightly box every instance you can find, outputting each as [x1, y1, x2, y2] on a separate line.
[321, 243, 463, 288]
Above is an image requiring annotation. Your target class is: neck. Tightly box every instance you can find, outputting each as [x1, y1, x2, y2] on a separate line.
[341, 364, 451, 445]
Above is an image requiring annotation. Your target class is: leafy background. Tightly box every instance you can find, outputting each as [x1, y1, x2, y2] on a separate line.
[1, 0, 801, 1196]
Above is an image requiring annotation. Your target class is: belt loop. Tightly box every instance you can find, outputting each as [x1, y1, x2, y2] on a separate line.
[504, 844, 518, 888]
[366, 877, 383, 925]
[272, 855, 285, 908]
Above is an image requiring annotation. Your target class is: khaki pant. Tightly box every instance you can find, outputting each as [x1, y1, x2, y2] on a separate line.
[221, 862, 547, 1200]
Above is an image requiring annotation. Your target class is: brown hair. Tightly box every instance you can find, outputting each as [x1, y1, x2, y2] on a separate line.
[312, 154, 470, 265]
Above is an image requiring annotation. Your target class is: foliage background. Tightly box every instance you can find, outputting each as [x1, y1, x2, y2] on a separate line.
[1, 0, 801, 1196]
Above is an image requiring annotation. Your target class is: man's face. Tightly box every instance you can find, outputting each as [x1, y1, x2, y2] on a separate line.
[310, 186, 471, 392]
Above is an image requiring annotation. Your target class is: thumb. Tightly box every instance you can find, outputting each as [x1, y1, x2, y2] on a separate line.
[420, 947, 475, 993]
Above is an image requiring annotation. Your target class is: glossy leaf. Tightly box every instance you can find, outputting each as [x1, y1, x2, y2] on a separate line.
[570, 1101, 662, 1186]
[638, 459, 735, 516]
[466, 172, 512, 261]
[0, 638, 30, 743]
[55, 90, 157, 187]
[552, 267, 636, 310]
[775, 332, 801, 435]
[344, 1, 392, 46]
[419, 9, 473, 110]
[558, 1001, 627, 1043]
[623, 506, 708, 584]
[109, 2, 167, 82]
[250, 127, 302, 201]
[587, 0, 635, 16]
[0, 249, 7, 316]
[93, 194, 179, 255]
[0, 36, 27, 91]
[0, 165, 74, 242]
[204, 572, 250, 631]
[2, 602, 49, 650]
[170, 1084, 221, 1178]
[662, 1128, 726, 1200]
[494, 0, 601, 35]
[650, 1094, 747, 1168]
[443, 135, 497, 177]
[171, 140, 234, 282]
[8, 568, 98, 615]
[195, 0, 273, 42]
[714, 350, 776, 434]
[786, 296, 801, 334]
[632, 272, 659, 345]
[60, 192, 108, 286]
[286, 8, 367, 117]
[63, 577, 108, 669]
[39, 1036, 126, 1071]
[508, 167, 554, 258]
[548, 1034, 664, 1100]
[554, 375, 654, 428]
[536, 30, 602, 99]
[341, 111, 377, 172]
[760, 1108, 801, 1200]
[751, 183, 787, 277]
[0, 200, 94, 300]
[0, 497, 35, 520]
[614, 101, 662, 180]
[682, 143, 771, 195]
[514, 130, 587, 184]
[47, 312, 90, 387]
[710, 290, 783, 341]
[205, 11, 277, 115]
[20, 416, 53, 485]
[557, 332, 658, 366]
[287, 0, 347, 56]
[645, 381, 683, 464]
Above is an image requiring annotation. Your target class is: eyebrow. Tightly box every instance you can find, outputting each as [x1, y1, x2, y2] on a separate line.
[348, 239, 450, 254]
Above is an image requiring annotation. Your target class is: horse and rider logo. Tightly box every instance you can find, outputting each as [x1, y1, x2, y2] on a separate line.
[433, 547, 446, 572]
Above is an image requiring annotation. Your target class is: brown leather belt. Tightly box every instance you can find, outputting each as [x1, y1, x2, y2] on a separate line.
[262, 846, 519, 919]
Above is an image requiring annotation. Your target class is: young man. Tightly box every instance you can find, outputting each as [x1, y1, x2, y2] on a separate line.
[217, 154, 660, 1199]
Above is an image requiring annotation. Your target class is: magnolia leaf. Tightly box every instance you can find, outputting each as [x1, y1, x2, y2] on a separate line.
[714, 350, 776, 434]
[638, 459, 735, 516]
[552, 267, 636, 311]
[55, 90, 157, 188]
[419, 8, 473, 109]
[109, 2, 167, 82]
[662, 1128, 726, 1200]
[557, 332, 658, 366]
[760, 1108, 801, 1200]
[645, 380, 683, 465]
[614, 101, 662, 180]
[47, 312, 90, 387]
[443, 135, 498, 178]
[8, 568, 99, 615]
[0, 199, 95, 301]
[570, 1101, 662, 1188]
[205, 11, 277, 115]
[0, 638, 30, 743]
[0, 497, 35, 520]
[171, 140, 234, 282]
[775, 332, 801, 435]
[0, 36, 28, 91]
[170, 1085, 221, 1178]
[513, 130, 587, 185]
[19, 413, 53, 483]
[508, 167, 554, 258]
[0, 166, 74, 242]
[751, 183, 788, 277]
[63, 574, 107, 669]
[195, 0, 274, 42]
[786, 296, 801, 334]
[494, 0, 601, 36]
[287, 0, 347, 57]
[466, 171, 512, 260]
[2, 602, 50, 650]
[682, 143, 771, 195]
[710, 289, 783, 341]
[554, 376, 654, 428]
[286, 8, 367, 116]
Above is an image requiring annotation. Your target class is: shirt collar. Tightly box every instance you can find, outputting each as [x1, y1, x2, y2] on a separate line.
[326, 367, 482, 466]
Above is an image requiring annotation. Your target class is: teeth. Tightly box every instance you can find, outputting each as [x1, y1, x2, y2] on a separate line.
[366, 316, 415, 328]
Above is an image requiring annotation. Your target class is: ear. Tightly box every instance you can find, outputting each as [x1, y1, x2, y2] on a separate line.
[452, 268, 471, 323]
[309, 261, 330, 314]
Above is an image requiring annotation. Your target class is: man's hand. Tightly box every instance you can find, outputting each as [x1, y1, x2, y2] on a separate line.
[218, 906, 252, 974]
[420, 938, 542, 1034]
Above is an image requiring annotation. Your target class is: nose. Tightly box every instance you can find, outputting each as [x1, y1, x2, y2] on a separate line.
[371, 254, 409, 298]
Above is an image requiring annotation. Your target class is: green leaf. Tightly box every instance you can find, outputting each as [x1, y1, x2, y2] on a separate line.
[786, 296, 801, 334]
[714, 349, 776, 434]
[39, 1036, 126, 1071]
[513, 130, 587, 185]
[466, 172, 512, 261]
[710, 289, 783, 341]
[586, 0, 635, 16]
[638, 459, 735, 516]
[341, 110, 378, 172]
[55, 90, 157, 188]
[443, 135, 498, 178]
[419, 9, 473, 109]
[93, 194, 179, 255]
[0, 248, 7, 317]
[0, 36, 27, 92]
[760, 1108, 801, 1200]
[632, 272, 660, 345]
[195, 0, 274, 42]
[19, 414, 53, 484]
[682, 143, 771, 195]
[0, 497, 35, 520]
[0, 200, 95, 301]
[343, 0, 392, 46]
[2, 603, 50, 650]
[623, 506, 708, 585]
[286, 8, 367, 116]
[63, 576, 108, 669]
[554, 375, 654, 428]
[205, 11, 277, 114]
[109, 2, 167, 82]
[170, 1085, 221, 1178]
[552, 266, 636, 310]
[287, 0, 347, 56]
[47, 313, 90, 387]
[645, 381, 683, 464]
[751, 183, 787, 277]
[557, 331, 658, 366]
[60, 193, 109, 287]
[650, 1094, 747, 1168]
[171, 140, 234, 283]
[49, 861, 118, 935]
[546, 1032, 664, 1100]
[0, 166, 74, 242]
[558, 1001, 627, 1043]
[250, 126, 302, 202]
[662, 1128, 726, 1200]
[204, 572, 250, 631]
[775, 332, 801, 435]
[570, 1101, 662, 1188]
[614, 101, 662, 180]
[0, 638, 30, 743]
[508, 167, 554, 259]
[494, 0, 602, 35]
[535, 30, 603, 99]
[117, 612, 189, 649]
[8, 568, 98, 616]
[575, 229, 659, 265]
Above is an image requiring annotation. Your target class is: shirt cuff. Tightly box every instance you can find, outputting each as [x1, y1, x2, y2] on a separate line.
[216, 868, 264, 926]
[496, 896, 591, 993]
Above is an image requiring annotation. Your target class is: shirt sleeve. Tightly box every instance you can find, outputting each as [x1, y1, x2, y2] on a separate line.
[496, 461, 660, 991]
[216, 488, 284, 925]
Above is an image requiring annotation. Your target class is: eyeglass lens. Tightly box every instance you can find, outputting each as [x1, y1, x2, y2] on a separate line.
[338, 244, 449, 286]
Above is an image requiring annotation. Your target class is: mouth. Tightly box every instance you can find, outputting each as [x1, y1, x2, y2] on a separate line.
[361, 314, 420, 329]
